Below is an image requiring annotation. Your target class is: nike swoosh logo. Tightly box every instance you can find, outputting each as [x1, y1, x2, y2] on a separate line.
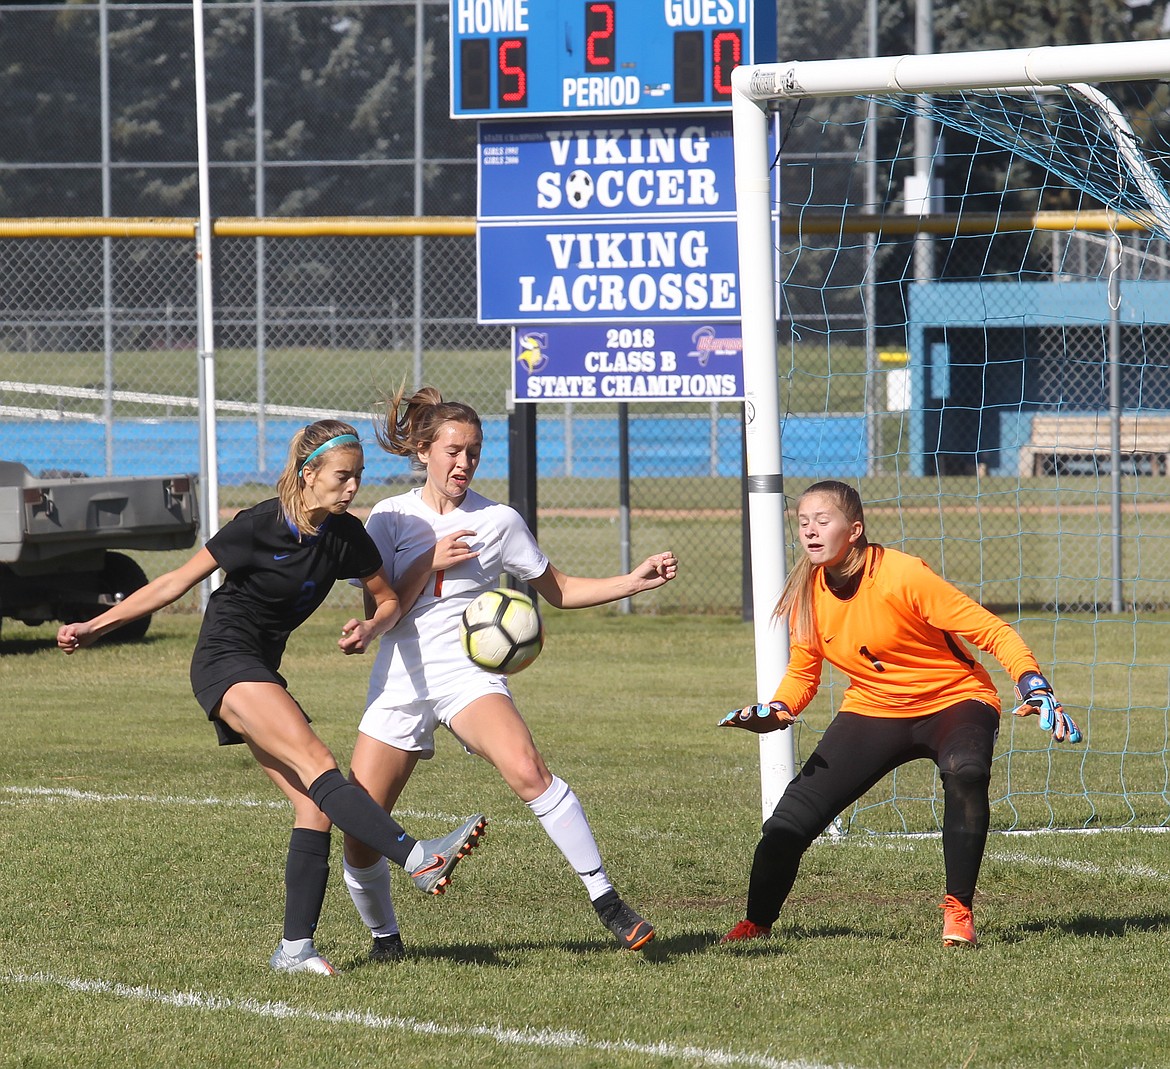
[273, 553, 292, 560]
[413, 855, 446, 876]
[397, 832, 407, 842]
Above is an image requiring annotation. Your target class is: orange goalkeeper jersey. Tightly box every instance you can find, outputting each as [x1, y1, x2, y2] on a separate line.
[772, 545, 1040, 719]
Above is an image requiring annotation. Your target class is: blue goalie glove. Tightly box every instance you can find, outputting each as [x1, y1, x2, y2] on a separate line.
[1012, 671, 1083, 744]
[718, 701, 795, 733]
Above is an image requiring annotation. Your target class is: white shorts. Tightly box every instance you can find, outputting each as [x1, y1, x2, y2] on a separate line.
[357, 674, 513, 757]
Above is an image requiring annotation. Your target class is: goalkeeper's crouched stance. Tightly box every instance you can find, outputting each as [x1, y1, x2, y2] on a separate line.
[718, 481, 1082, 950]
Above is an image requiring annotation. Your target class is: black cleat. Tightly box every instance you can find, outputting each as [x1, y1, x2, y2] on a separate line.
[369, 933, 406, 961]
[597, 897, 655, 951]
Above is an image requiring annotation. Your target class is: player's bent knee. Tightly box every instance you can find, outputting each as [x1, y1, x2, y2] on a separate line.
[941, 756, 991, 793]
[761, 813, 816, 852]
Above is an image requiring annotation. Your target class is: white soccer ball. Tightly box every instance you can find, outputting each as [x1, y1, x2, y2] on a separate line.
[564, 169, 595, 209]
[460, 588, 544, 674]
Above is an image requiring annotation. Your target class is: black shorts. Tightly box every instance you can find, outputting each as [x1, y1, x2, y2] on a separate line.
[766, 699, 999, 840]
[190, 653, 307, 746]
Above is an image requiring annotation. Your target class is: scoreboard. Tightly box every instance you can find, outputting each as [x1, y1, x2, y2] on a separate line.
[450, 1, 773, 118]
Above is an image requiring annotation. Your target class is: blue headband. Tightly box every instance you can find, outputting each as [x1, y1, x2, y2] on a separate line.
[299, 433, 360, 477]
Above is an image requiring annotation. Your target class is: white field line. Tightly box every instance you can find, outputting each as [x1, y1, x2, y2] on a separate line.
[0, 784, 529, 831]
[0, 785, 687, 839]
[6, 786, 1165, 873]
[1, 971, 842, 1069]
[984, 848, 1170, 881]
[840, 827, 1170, 881]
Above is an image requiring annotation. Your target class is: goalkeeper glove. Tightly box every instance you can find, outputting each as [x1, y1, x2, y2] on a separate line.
[1012, 671, 1083, 744]
[718, 701, 795, 733]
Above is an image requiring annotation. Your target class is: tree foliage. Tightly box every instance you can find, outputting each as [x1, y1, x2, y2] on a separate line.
[0, 0, 1166, 221]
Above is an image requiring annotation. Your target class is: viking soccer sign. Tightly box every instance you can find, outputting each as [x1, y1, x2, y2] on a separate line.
[477, 117, 740, 323]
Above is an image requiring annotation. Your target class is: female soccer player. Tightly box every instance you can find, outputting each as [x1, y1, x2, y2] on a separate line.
[57, 420, 486, 975]
[719, 480, 1082, 948]
[341, 386, 677, 958]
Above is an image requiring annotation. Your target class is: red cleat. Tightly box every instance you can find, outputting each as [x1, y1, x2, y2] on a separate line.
[940, 894, 978, 947]
[720, 919, 772, 944]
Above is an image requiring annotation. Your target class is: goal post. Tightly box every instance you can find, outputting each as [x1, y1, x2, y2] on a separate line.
[731, 39, 1170, 828]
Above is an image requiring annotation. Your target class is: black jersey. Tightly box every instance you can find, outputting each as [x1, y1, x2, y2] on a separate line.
[189, 498, 382, 718]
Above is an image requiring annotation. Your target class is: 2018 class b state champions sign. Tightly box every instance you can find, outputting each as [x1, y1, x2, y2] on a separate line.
[511, 322, 745, 402]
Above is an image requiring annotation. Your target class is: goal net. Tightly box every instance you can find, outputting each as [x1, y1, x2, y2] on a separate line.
[731, 41, 1170, 832]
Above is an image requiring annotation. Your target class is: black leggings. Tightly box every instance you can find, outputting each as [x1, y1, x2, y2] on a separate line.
[746, 700, 999, 927]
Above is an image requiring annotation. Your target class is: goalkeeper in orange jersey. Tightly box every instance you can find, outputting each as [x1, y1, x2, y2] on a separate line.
[718, 480, 1082, 949]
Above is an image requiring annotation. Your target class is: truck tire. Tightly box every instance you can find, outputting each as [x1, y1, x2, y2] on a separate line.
[99, 552, 152, 642]
[62, 552, 152, 643]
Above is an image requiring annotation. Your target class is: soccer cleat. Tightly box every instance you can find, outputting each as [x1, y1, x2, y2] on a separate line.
[269, 941, 337, 975]
[720, 919, 772, 944]
[940, 894, 978, 948]
[408, 813, 487, 895]
[369, 933, 406, 962]
[598, 898, 656, 951]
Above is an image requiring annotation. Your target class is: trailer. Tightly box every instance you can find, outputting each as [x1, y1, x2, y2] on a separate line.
[0, 461, 200, 642]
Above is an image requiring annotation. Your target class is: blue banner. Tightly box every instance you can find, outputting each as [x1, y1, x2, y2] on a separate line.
[479, 116, 735, 220]
[478, 217, 740, 323]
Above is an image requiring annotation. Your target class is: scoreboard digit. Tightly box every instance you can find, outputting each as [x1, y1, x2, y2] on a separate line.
[450, 0, 774, 118]
[585, 2, 616, 73]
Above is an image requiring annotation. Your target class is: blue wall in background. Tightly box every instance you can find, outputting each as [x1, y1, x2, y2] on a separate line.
[1, 414, 867, 484]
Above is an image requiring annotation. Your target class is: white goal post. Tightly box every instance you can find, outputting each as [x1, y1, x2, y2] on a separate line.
[730, 39, 1170, 821]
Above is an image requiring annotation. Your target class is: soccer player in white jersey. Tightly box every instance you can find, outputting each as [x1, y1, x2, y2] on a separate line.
[343, 385, 678, 957]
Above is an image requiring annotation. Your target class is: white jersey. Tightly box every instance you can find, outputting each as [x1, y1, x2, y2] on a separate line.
[363, 487, 549, 703]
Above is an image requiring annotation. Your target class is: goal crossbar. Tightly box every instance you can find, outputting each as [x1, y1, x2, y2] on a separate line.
[732, 38, 1170, 101]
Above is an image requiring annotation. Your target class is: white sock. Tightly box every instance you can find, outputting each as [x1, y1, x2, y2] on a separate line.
[343, 857, 400, 938]
[282, 936, 314, 956]
[527, 776, 613, 900]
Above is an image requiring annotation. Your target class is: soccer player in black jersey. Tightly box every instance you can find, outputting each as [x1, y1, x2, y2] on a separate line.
[58, 420, 487, 975]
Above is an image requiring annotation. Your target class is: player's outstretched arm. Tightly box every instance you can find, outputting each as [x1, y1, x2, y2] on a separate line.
[532, 551, 678, 609]
[57, 547, 219, 653]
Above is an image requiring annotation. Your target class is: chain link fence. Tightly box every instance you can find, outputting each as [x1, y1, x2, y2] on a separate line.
[7, 217, 1170, 620]
[0, 223, 743, 614]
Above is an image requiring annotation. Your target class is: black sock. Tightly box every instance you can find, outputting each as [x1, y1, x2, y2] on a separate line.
[283, 827, 331, 942]
[746, 828, 808, 928]
[307, 769, 416, 868]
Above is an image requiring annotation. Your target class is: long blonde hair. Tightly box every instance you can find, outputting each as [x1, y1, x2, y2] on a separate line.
[276, 419, 363, 536]
[773, 480, 869, 645]
[375, 383, 482, 460]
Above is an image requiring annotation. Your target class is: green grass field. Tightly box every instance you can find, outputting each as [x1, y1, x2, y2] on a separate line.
[4, 610, 1170, 1069]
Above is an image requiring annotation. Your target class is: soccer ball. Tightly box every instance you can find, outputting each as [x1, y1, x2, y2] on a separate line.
[564, 169, 595, 209]
[460, 588, 544, 674]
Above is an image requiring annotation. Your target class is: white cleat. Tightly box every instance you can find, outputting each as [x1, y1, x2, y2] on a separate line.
[269, 941, 337, 975]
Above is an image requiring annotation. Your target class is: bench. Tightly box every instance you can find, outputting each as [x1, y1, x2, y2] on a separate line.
[1018, 413, 1170, 476]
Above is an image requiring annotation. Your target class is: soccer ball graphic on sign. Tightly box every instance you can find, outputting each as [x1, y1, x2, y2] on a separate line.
[460, 588, 544, 674]
[564, 169, 595, 209]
